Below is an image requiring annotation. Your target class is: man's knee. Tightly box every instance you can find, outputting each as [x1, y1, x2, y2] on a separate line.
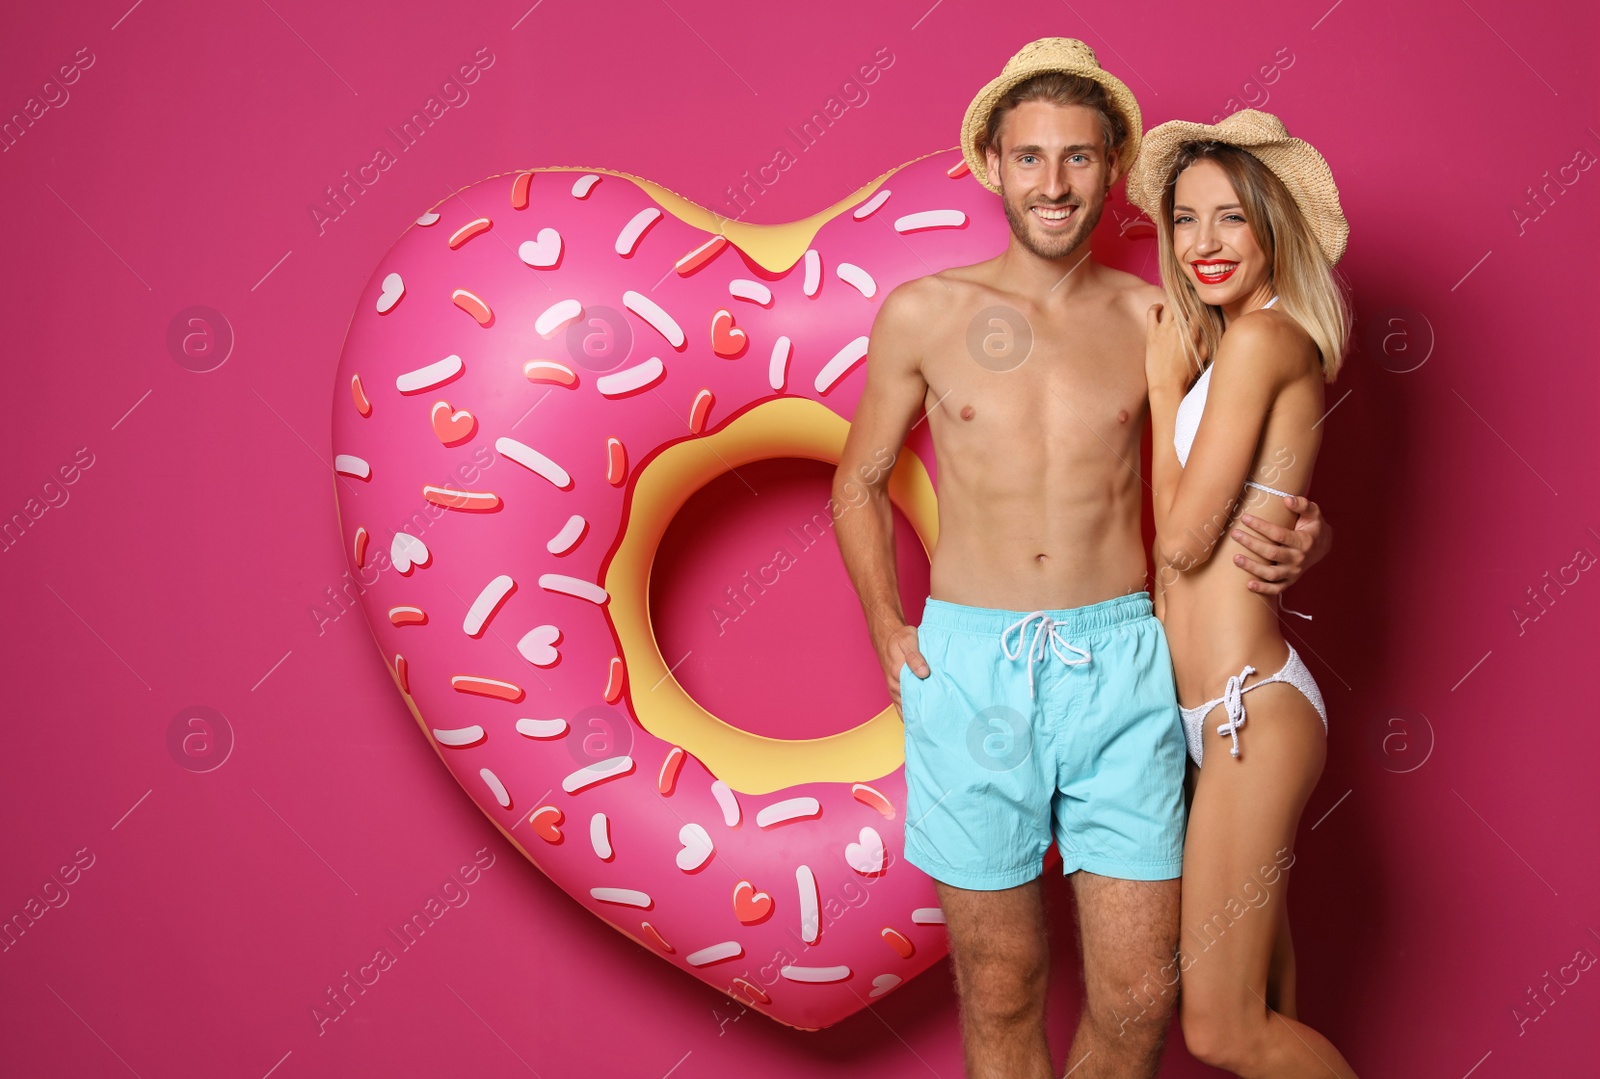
[952, 946, 1048, 1024]
[1085, 975, 1175, 1051]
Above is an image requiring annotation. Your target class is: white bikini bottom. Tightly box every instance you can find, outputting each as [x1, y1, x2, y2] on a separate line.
[1179, 644, 1327, 767]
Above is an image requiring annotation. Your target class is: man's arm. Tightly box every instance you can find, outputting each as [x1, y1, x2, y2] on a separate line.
[833, 279, 932, 710]
[1231, 495, 1333, 594]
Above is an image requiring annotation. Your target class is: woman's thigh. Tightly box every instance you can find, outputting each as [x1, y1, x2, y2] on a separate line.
[1179, 683, 1326, 1014]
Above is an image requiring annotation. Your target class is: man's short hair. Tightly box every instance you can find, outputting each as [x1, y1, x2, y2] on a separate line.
[980, 71, 1131, 174]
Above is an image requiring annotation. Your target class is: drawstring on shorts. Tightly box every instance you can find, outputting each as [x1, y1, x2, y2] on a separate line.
[999, 611, 1093, 699]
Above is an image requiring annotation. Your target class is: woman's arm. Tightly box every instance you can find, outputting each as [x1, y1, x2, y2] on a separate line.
[1146, 309, 1301, 573]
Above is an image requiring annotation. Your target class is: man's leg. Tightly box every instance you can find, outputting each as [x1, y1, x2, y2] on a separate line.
[933, 876, 1053, 1079]
[1062, 871, 1181, 1079]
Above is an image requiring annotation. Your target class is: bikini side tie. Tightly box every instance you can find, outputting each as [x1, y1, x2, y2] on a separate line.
[1000, 611, 1093, 700]
[1217, 665, 1258, 759]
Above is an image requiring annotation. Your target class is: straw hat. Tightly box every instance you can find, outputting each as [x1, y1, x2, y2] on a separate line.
[960, 37, 1143, 195]
[1125, 109, 1349, 265]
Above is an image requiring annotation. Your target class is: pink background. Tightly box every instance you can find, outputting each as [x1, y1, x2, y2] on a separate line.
[4, 0, 1597, 1075]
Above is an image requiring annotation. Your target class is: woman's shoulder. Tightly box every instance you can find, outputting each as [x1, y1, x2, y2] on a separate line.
[1217, 306, 1318, 384]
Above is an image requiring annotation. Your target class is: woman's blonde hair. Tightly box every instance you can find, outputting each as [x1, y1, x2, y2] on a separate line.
[1155, 141, 1351, 380]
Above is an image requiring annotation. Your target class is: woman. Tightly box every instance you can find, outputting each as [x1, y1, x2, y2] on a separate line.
[1127, 110, 1359, 1077]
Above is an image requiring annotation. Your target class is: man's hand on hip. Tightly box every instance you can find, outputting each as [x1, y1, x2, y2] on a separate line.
[1231, 495, 1333, 595]
[885, 623, 930, 715]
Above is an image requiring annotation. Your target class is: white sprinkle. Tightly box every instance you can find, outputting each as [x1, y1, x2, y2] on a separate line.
[563, 755, 635, 793]
[540, 573, 608, 605]
[836, 262, 876, 298]
[845, 826, 886, 874]
[622, 290, 686, 348]
[686, 941, 743, 967]
[869, 974, 902, 998]
[333, 454, 370, 479]
[894, 209, 967, 233]
[395, 354, 463, 394]
[780, 964, 850, 983]
[814, 335, 870, 394]
[615, 207, 662, 256]
[518, 228, 562, 268]
[597, 356, 665, 396]
[911, 907, 947, 925]
[431, 725, 484, 747]
[416, 210, 440, 226]
[756, 796, 821, 828]
[797, 865, 820, 944]
[675, 823, 715, 872]
[729, 279, 773, 305]
[547, 514, 587, 555]
[852, 188, 892, 219]
[802, 249, 822, 297]
[495, 436, 571, 488]
[375, 272, 404, 313]
[590, 813, 612, 859]
[480, 767, 511, 808]
[515, 717, 568, 739]
[768, 336, 792, 391]
[390, 533, 430, 574]
[517, 625, 561, 666]
[534, 299, 584, 338]
[591, 887, 650, 908]
[711, 780, 741, 827]
[463, 575, 515, 637]
[571, 173, 601, 198]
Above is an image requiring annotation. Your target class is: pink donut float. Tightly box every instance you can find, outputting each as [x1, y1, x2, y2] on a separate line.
[330, 150, 1118, 1028]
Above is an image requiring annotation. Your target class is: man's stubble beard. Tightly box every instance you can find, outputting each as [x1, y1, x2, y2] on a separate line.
[999, 180, 1105, 261]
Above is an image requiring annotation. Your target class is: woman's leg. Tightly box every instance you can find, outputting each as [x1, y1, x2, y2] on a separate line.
[1177, 683, 1358, 1077]
[1266, 899, 1297, 1019]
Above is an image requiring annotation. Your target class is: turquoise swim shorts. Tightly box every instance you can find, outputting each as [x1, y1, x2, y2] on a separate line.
[898, 591, 1187, 890]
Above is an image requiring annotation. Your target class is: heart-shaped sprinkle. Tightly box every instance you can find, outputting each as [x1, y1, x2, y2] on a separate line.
[518, 227, 563, 268]
[390, 533, 430, 574]
[376, 272, 404, 314]
[517, 625, 561, 666]
[710, 308, 747, 358]
[845, 826, 886, 875]
[675, 823, 714, 872]
[529, 805, 563, 843]
[869, 973, 901, 998]
[430, 401, 477, 445]
[732, 880, 773, 924]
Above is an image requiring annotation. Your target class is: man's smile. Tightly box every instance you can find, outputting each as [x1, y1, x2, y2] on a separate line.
[1032, 203, 1079, 227]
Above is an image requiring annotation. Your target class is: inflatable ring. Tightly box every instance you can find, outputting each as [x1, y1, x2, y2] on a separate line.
[331, 150, 1038, 1029]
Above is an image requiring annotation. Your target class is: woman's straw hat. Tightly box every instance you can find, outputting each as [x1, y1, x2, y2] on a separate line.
[960, 37, 1143, 195]
[1126, 109, 1349, 264]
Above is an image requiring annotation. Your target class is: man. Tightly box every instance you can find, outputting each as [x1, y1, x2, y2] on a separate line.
[832, 38, 1329, 1079]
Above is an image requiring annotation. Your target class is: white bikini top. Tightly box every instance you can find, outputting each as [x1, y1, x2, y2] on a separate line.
[1169, 295, 1313, 622]
[1171, 296, 1293, 499]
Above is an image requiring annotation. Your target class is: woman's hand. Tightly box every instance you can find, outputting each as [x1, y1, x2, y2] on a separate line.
[1145, 301, 1203, 395]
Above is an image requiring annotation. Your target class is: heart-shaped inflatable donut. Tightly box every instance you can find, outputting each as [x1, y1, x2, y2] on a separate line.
[330, 149, 1088, 1028]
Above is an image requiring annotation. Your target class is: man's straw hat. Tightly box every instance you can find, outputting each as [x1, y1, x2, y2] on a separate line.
[1126, 109, 1349, 265]
[960, 37, 1143, 195]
